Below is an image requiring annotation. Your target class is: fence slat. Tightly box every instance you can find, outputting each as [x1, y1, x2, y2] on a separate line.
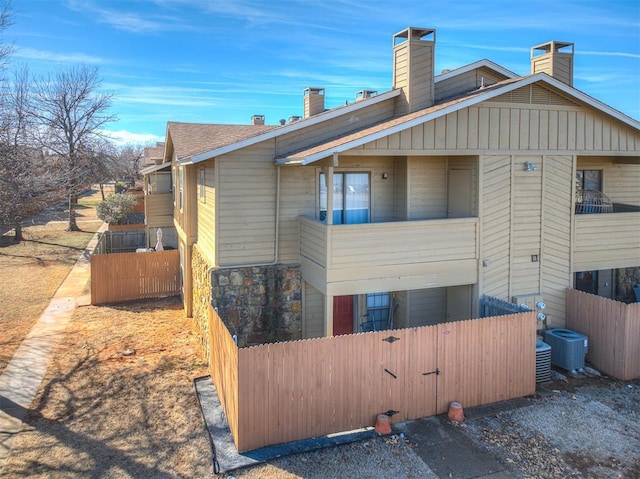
[566, 289, 640, 380]
[90, 250, 180, 304]
[209, 309, 537, 452]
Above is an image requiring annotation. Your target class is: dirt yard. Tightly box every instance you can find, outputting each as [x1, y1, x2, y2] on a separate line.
[1, 297, 213, 478]
[0, 190, 103, 373]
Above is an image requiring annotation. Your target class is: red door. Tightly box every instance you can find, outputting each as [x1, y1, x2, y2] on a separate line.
[333, 295, 354, 335]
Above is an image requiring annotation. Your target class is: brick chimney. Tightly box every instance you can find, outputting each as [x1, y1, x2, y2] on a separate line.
[392, 27, 436, 116]
[251, 114, 265, 125]
[303, 87, 325, 118]
[531, 41, 574, 86]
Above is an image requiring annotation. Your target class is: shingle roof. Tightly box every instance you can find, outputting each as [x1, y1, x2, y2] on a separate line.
[167, 122, 277, 160]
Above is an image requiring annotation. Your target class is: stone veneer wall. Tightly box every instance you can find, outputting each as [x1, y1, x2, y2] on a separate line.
[192, 244, 213, 362]
[211, 264, 302, 347]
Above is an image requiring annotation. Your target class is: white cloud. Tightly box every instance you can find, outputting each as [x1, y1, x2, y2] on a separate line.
[15, 47, 105, 64]
[102, 129, 164, 146]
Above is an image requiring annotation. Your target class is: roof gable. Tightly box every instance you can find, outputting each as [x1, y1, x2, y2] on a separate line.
[276, 74, 640, 165]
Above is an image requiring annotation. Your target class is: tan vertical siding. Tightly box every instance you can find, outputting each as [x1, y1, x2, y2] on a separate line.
[541, 155, 574, 328]
[218, 142, 277, 265]
[359, 105, 640, 154]
[407, 156, 447, 219]
[481, 155, 512, 299]
[303, 282, 324, 338]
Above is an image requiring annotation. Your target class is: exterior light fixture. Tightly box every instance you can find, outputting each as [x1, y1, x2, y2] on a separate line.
[524, 161, 538, 171]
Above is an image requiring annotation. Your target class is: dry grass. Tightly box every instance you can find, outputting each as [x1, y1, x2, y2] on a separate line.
[2, 297, 212, 479]
[0, 191, 103, 373]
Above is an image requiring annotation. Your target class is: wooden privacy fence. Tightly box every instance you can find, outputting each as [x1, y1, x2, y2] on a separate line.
[208, 305, 536, 452]
[91, 250, 180, 305]
[566, 289, 640, 380]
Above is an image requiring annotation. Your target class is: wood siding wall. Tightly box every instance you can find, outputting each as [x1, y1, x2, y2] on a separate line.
[196, 162, 217, 265]
[407, 288, 446, 326]
[481, 155, 512, 299]
[481, 155, 574, 327]
[541, 155, 574, 326]
[573, 212, 640, 271]
[566, 289, 640, 380]
[435, 66, 508, 102]
[511, 157, 542, 296]
[208, 308, 536, 452]
[359, 104, 640, 154]
[275, 100, 396, 157]
[90, 250, 180, 305]
[407, 156, 447, 219]
[145, 193, 173, 226]
[393, 39, 434, 115]
[218, 143, 277, 265]
[302, 281, 324, 338]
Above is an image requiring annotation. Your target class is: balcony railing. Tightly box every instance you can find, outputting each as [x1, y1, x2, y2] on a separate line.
[573, 211, 640, 271]
[299, 216, 479, 295]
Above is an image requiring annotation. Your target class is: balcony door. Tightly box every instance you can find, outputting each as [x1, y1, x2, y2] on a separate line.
[320, 172, 370, 224]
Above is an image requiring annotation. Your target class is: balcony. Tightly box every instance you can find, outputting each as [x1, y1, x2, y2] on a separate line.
[145, 193, 173, 227]
[299, 216, 479, 296]
[573, 211, 640, 271]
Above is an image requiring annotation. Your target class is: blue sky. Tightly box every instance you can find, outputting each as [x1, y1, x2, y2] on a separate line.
[10, 0, 640, 146]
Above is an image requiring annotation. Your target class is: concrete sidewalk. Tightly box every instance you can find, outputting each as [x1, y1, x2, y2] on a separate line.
[0, 224, 105, 470]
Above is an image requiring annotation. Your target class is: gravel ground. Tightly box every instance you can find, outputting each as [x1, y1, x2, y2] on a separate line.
[462, 375, 640, 479]
[226, 374, 640, 479]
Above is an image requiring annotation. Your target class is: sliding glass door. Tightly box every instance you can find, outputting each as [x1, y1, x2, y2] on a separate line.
[319, 172, 369, 224]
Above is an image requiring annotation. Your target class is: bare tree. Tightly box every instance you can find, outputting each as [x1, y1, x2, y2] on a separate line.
[30, 65, 116, 231]
[0, 67, 63, 241]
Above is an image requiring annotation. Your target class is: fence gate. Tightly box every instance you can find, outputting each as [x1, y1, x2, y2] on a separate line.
[227, 312, 536, 452]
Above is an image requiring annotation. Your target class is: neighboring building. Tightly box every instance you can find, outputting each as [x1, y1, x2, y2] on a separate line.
[144, 27, 640, 347]
[140, 142, 178, 249]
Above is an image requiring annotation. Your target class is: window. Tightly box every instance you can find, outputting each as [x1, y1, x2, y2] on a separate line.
[172, 167, 177, 205]
[319, 172, 369, 224]
[178, 167, 184, 211]
[361, 292, 390, 332]
[199, 168, 206, 203]
[575, 271, 598, 295]
[576, 170, 602, 193]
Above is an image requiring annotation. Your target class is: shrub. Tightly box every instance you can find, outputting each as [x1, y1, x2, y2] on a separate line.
[96, 193, 138, 224]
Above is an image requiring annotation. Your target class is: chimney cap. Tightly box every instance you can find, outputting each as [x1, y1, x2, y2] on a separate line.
[251, 114, 265, 125]
[393, 27, 436, 46]
[531, 41, 574, 57]
[355, 90, 378, 101]
[304, 87, 325, 96]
